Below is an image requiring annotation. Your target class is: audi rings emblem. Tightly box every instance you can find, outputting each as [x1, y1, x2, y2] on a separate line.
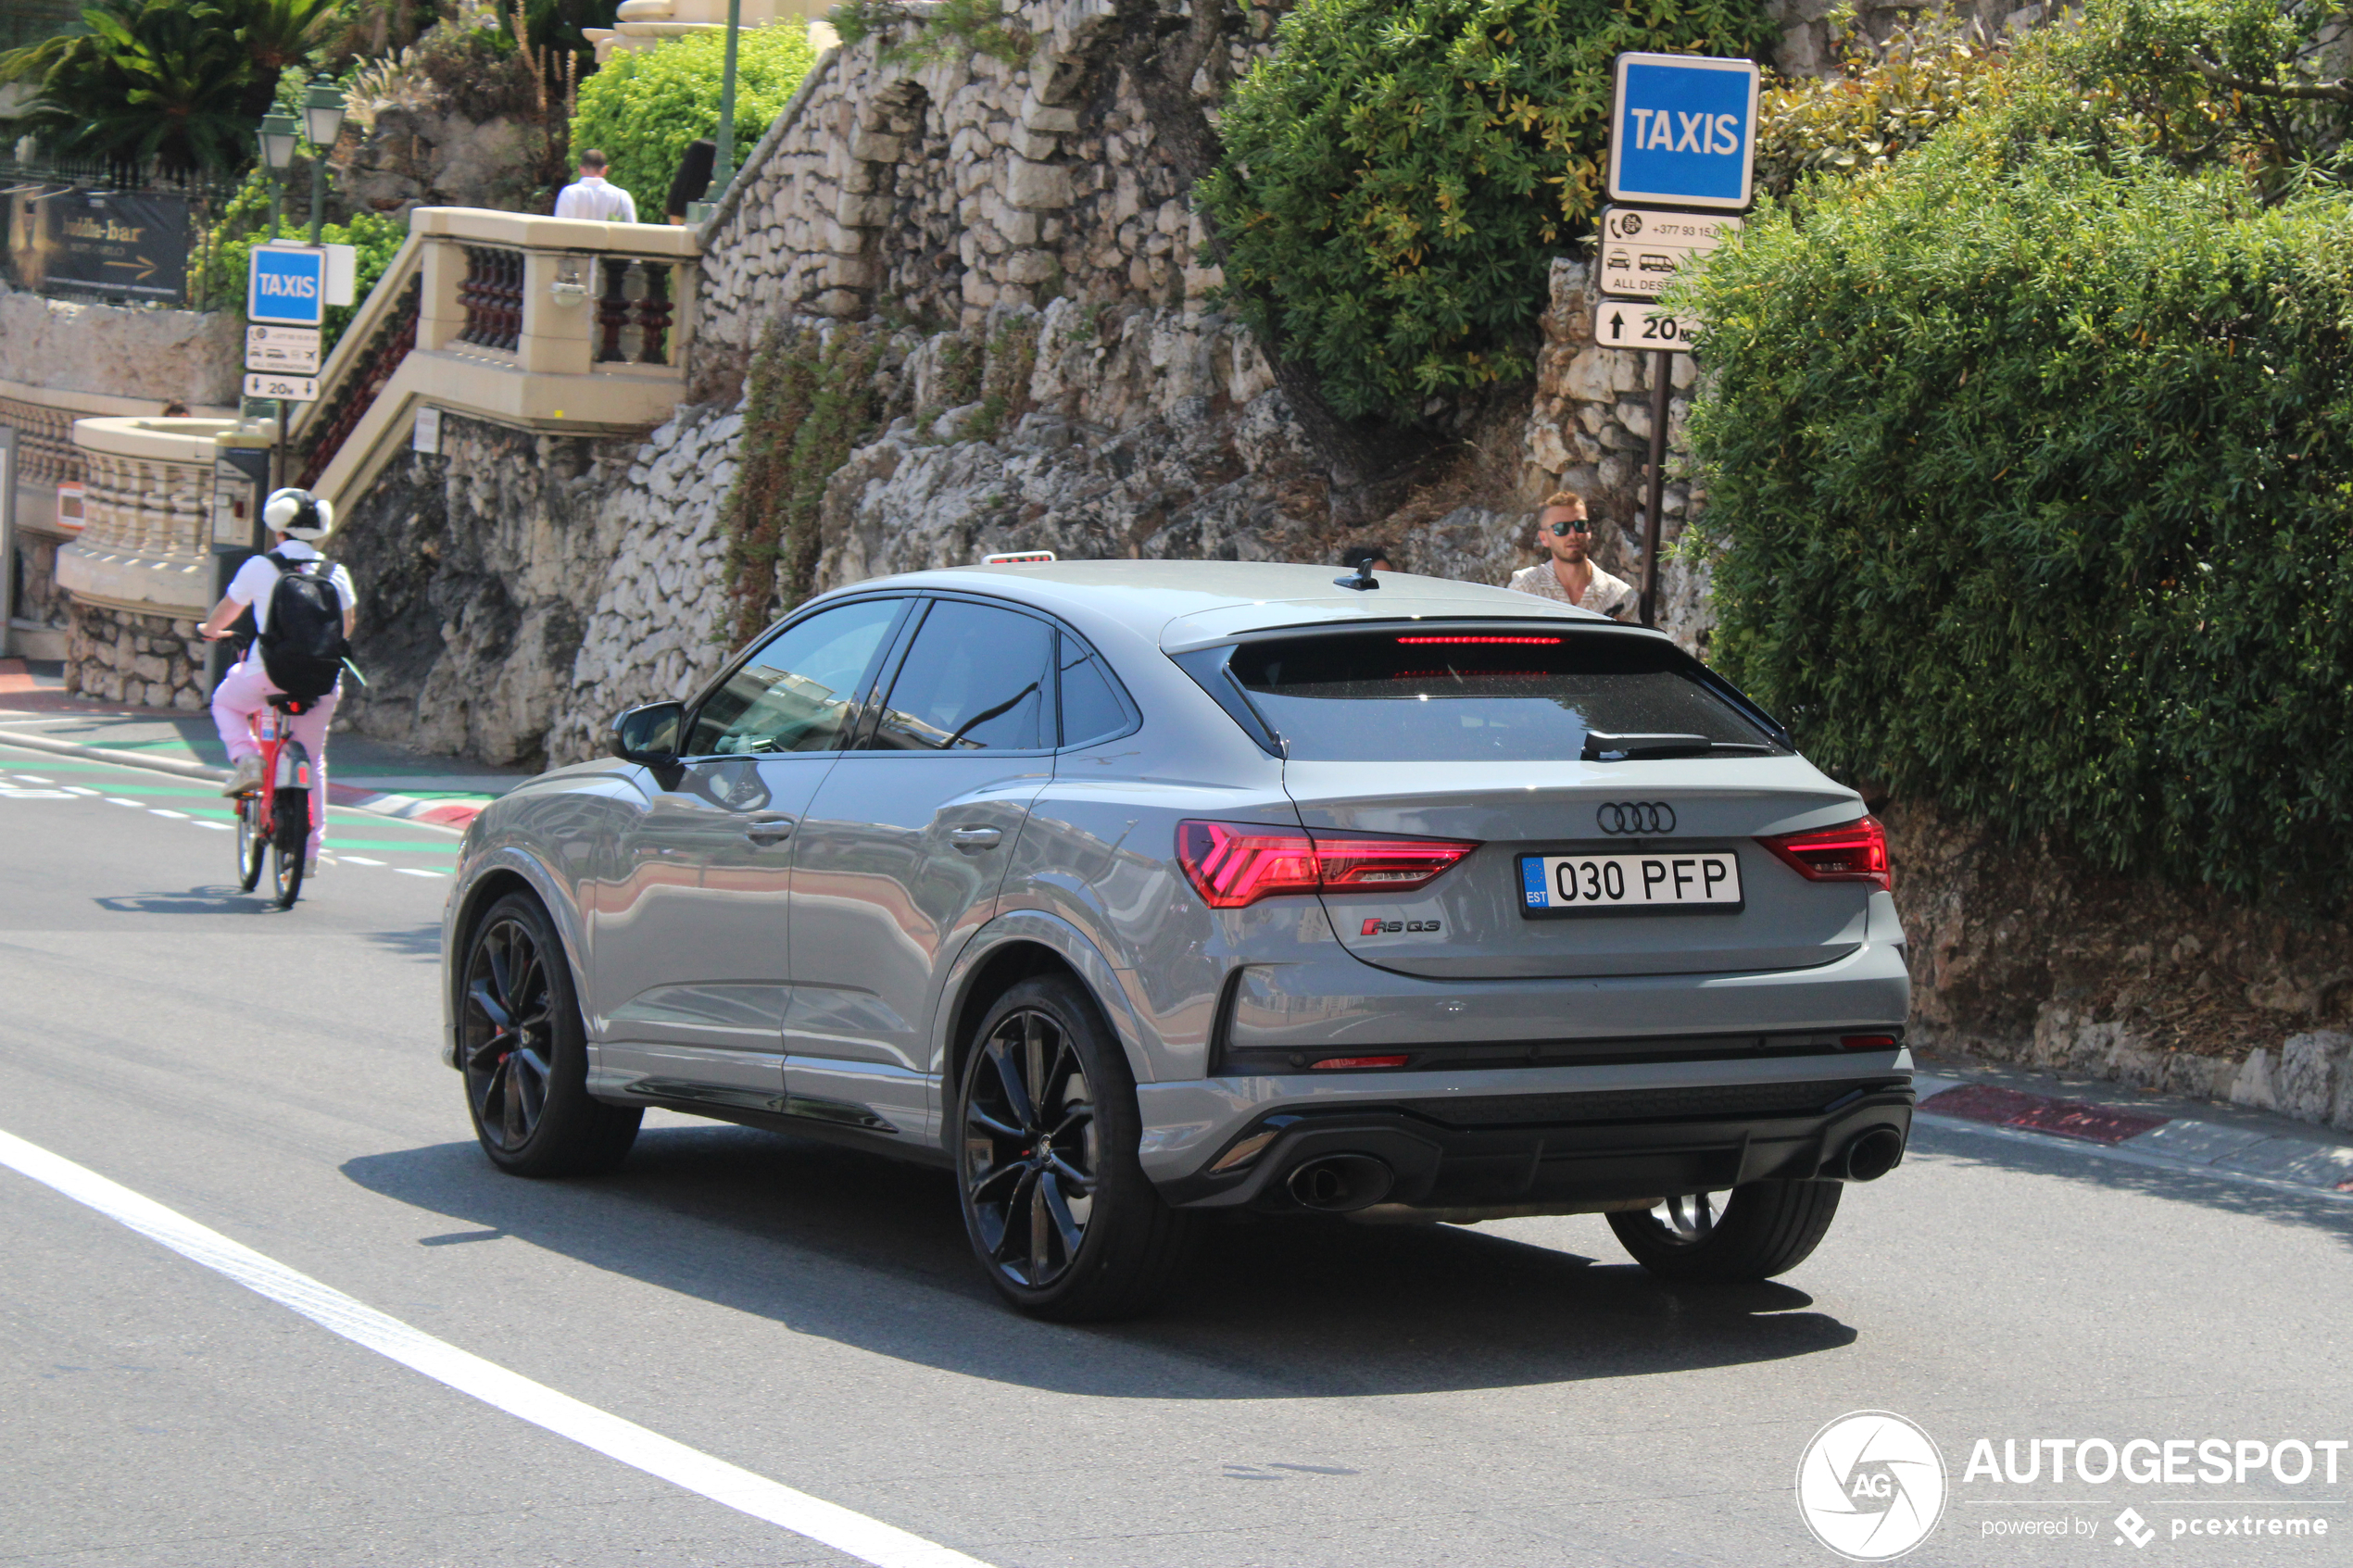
[1597, 801, 1675, 835]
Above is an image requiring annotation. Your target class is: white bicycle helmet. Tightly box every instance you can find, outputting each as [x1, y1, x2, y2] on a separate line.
[262, 487, 333, 541]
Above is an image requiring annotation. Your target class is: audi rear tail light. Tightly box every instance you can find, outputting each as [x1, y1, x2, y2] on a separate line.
[1759, 815, 1892, 892]
[1176, 821, 1478, 909]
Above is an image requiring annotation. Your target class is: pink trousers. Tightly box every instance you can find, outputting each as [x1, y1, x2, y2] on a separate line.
[210, 655, 337, 859]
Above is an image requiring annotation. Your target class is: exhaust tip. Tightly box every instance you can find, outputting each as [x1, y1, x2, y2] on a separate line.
[1841, 1126, 1905, 1182]
[1286, 1153, 1395, 1212]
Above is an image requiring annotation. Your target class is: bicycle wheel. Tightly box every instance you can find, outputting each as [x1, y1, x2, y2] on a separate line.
[271, 787, 308, 909]
[234, 792, 265, 892]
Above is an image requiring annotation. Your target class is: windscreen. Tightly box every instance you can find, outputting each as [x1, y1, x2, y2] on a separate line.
[1221, 629, 1779, 762]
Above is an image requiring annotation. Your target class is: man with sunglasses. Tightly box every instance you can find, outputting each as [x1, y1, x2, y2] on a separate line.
[1508, 491, 1638, 621]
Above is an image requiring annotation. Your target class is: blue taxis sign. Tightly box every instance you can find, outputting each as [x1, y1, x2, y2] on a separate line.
[1605, 53, 1760, 211]
[246, 243, 326, 327]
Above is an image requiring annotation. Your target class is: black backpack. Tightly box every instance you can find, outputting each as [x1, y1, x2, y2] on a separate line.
[257, 550, 350, 700]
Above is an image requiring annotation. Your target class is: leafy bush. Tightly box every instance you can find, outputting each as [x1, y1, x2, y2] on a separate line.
[1681, 127, 2353, 902]
[1753, 19, 2006, 199]
[1197, 0, 1777, 423]
[826, 0, 1030, 69]
[568, 21, 816, 220]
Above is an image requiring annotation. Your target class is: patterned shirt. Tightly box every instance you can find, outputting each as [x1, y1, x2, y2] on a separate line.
[1507, 560, 1639, 621]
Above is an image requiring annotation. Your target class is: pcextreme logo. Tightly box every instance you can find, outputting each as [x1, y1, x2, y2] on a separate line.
[1796, 1410, 1950, 1561]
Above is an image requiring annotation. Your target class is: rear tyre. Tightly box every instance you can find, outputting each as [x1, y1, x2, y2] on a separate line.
[234, 794, 265, 892]
[270, 787, 308, 909]
[1606, 1179, 1843, 1284]
[955, 974, 1196, 1322]
[459, 892, 641, 1177]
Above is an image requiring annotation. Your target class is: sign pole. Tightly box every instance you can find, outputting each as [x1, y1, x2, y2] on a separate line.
[1640, 350, 1670, 628]
[0, 426, 17, 659]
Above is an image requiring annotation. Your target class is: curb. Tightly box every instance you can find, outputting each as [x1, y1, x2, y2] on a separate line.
[1913, 1073, 2353, 1201]
[0, 725, 485, 831]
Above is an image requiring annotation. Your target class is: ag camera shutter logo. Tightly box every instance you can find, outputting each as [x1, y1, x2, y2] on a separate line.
[1796, 1411, 1948, 1561]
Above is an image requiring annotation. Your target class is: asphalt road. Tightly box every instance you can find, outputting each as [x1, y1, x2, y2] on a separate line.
[4, 736, 2349, 1567]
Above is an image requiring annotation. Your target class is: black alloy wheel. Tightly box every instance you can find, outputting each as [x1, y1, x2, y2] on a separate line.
[271, 787, 308, 909]
[1606, 1178, 1843, 1284]
[964, 1006, 1101, 1289]
[955, 974, 1195, 1321]
[233, 792, 265, 893]
[459, 893, 641, 1176]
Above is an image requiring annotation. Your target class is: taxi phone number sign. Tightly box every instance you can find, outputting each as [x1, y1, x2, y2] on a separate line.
[1606, 52, 1760, 211]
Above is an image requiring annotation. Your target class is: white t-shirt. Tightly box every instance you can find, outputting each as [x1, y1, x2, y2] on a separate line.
[554, 175, 638, 224]
[228, 540, 358, 636]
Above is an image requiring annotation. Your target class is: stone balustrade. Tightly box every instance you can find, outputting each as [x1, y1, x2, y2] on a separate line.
[294, 207, 701, 520]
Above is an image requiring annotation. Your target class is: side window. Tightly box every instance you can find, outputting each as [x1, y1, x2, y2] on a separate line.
[685, 598, 901, 756]
[866, 599, 1054, 752]
[1057, 633, 1133, 747]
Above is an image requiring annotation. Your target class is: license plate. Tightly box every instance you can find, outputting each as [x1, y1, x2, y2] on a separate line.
[1518, 851, 1743, 916]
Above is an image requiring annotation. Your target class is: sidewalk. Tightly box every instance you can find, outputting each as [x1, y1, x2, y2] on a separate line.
[0, 659, 530, 828]
[1911, 1049, 2353, 1200]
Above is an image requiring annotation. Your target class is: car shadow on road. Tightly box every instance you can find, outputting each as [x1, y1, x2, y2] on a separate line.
[342, 1122, 1857, 1399]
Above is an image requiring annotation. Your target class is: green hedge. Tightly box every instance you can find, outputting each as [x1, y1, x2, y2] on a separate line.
[1681, 132, 2353, 902]
[568, 22, 816, 220]
[1197, 0, 1777, 423]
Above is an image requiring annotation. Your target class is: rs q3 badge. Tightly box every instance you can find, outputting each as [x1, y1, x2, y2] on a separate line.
[1362, 919, 1441, 935]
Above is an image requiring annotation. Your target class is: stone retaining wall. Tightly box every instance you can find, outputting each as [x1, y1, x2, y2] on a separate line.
[62, 604, 208, 709]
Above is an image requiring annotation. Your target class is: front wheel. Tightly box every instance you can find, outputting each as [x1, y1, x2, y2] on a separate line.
[1606, 1179, 1843, 1284]
[234, 793, 265, 892]
[459, 892, 641, 1177]
[955, 975, 1195, 1322]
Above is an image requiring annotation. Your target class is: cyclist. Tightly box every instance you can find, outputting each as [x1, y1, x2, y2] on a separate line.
[197, 488, 359, 872]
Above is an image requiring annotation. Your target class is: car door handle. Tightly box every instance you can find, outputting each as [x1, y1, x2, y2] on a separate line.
[948, 825, 1003, 851]
[743, 815, 796, 844]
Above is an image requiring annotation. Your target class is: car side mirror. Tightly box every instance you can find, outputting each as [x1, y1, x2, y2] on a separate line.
[610, 701, 684, 767]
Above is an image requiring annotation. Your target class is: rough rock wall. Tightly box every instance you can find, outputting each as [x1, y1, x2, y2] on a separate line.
[694, 0, 1286, 345]
[0, 285, 241, 407]
[1891, 798, 2353, 1126]
[335, 414, 635, 769]
[543, 402, 741, 767]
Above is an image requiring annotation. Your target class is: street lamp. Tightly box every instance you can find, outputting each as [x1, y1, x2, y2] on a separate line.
[300, 73, 346, 245]
[686, 0, 742, 225]
[258, 108, 299, 238]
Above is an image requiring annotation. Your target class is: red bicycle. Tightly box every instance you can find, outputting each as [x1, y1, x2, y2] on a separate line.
[233, 694, 316, 909]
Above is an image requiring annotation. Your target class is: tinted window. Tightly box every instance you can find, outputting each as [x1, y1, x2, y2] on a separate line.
[686, 598, 900, 756]
[1222, 631, 1777, 762]
[1057, 635, 1131, 747]
[867, 600, 1053, 752]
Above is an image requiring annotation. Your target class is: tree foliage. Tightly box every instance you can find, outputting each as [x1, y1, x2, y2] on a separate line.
[1197, 0, 1778, 424]
[0, 0, 341, 172]
[567, 21, 816, 219]
[1680, 10, 2353, 904]
[1753, 19, 2006, 198]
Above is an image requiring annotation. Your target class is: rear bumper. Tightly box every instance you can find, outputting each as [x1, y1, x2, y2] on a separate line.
[1156, 1076, 1915, 1210]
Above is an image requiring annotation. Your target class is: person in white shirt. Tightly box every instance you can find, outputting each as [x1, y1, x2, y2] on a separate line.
[197, 489, 359, 869]
[1507, 491, 1638, 621]
[553, 150, 639, 223]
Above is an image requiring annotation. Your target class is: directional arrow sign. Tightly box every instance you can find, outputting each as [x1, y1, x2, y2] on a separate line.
[1607, 52, 1760, 211]
[1593, 300, 1693, 353]
[243, 371, 319, 404]
[1598, 207, 1742, 300]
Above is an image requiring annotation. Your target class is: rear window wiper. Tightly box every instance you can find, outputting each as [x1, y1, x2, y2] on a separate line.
[1582, 733, 1776, 761]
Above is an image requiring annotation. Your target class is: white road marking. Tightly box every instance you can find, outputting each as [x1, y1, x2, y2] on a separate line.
[14, 773, 55, 783]
[0, 788, 74, 799]
[342, 856, 385, 866]
[193, 821, 233, 831]
[150, 809, 189, 819]
[0, 1127, 995, 1568]
[106, 797, 144, 807]
[63, 786, 97, 796]
[396, 868, 447, 877]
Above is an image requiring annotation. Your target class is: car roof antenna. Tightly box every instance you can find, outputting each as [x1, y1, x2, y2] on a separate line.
[1334, 558, 1380, 592]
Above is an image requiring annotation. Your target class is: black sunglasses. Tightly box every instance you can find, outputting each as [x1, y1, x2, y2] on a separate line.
[1546, 519, 1593, 536]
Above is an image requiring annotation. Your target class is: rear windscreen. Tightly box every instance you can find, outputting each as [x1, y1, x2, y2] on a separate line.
[1216, 630, 1780, 762]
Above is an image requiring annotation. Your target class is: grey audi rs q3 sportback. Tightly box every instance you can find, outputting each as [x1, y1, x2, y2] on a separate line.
[440, 561, 1914, 1320]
